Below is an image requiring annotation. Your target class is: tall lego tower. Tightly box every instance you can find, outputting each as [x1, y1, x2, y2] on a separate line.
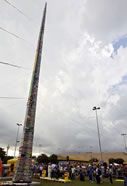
[13, 3, 47, 183]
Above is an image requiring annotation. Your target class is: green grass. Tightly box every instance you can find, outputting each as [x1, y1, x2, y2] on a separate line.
[0, 179, 11, 182]
[0, 178, 124, 185]
[37, 178, 124, 186]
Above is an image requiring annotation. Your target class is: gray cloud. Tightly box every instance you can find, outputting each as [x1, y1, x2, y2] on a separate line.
[82, 0, 127, 42]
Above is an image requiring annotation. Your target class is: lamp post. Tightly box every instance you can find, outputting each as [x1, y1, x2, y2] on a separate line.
[57, 148, 62, 155]
[39, 144, 42, 155]
[121, 134, 127, 152]
[14, 123, 22, 157]
[78, 146, 81, 154]
[7, 144, 10, 156]
[92, 106, 103, 161]
[89, 146, 93, 160]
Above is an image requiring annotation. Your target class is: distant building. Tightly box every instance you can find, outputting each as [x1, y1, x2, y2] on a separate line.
[58, 152, 127, 163]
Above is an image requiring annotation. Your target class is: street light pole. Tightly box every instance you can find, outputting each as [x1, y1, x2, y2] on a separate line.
[39, 144, 42, 155]
[121, 134, 127, 152]
[14, 123, 22, 157]
[92, 106, 103, 161]
[7, 144, 10, 156]
[89, 146, 93, 160]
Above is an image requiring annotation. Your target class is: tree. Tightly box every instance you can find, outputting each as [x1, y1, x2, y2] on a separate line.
[32, 156, 37, 162]
[37, 154, 49, 164]
[89, 158, 99, 163]
[109, 158, 124, 164]
[0, 147, 6, 163]
[109, 158, 115, 164]
[115, 158, 124, 164]
[49, 154, 58, 163]
[32, 156, 36, 159]
[6, 156, 14, 162]
[0, 148, 6, 159]
[0, 147, 14, 164]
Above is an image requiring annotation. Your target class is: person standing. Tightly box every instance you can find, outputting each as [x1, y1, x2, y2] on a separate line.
[108, 165, 113, 184]
[80, 168, 85, 181]
[96, 165, 101, 184]
[48, 163, 52, 178]
[39, 165, 43, 176]
[89, 165, 94, 182]
[123, 166, 127, 186]
[71, 166, 75, 180]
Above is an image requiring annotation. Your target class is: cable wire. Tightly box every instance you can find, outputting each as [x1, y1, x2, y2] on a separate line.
[3, 0, 31, 20]
[0, 61, 30, 70]
[0, 97, 25, 99]
[0, 26, 25, 41]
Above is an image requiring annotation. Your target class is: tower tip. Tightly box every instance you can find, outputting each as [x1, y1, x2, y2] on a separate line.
[44, 2, 47, 11]
[43, 2, 47, 15]
[45, 2, 47, 7]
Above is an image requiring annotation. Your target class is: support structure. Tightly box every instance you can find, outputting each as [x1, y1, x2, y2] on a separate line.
[13, 3, 47, 183]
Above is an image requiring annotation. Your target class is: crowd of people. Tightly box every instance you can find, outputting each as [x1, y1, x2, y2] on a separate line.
[32, 161, 127, 184]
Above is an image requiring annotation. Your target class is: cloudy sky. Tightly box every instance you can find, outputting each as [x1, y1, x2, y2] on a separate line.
[0, 0, 127, 157]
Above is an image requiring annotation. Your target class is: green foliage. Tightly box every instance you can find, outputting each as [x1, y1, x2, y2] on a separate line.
[89, 158, 99, 163]
[115, 158, 124, 164]
[37, 154, 58, 164]
[49, 154, 58, 163]
[0, 147, 6, 162]
[109, 158, 115, 164]
[37, 154, 49, 163]
[0, 147, 14, 164]
[109, 158, 124, 164]
[6, 156, 14, 162]
[0, 147, 7, 164]
[32, 156, 36, 159]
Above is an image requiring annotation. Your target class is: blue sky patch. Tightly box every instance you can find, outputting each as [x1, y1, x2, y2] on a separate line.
[113, 35, 127, 53]
[109, 75, 127, 95]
